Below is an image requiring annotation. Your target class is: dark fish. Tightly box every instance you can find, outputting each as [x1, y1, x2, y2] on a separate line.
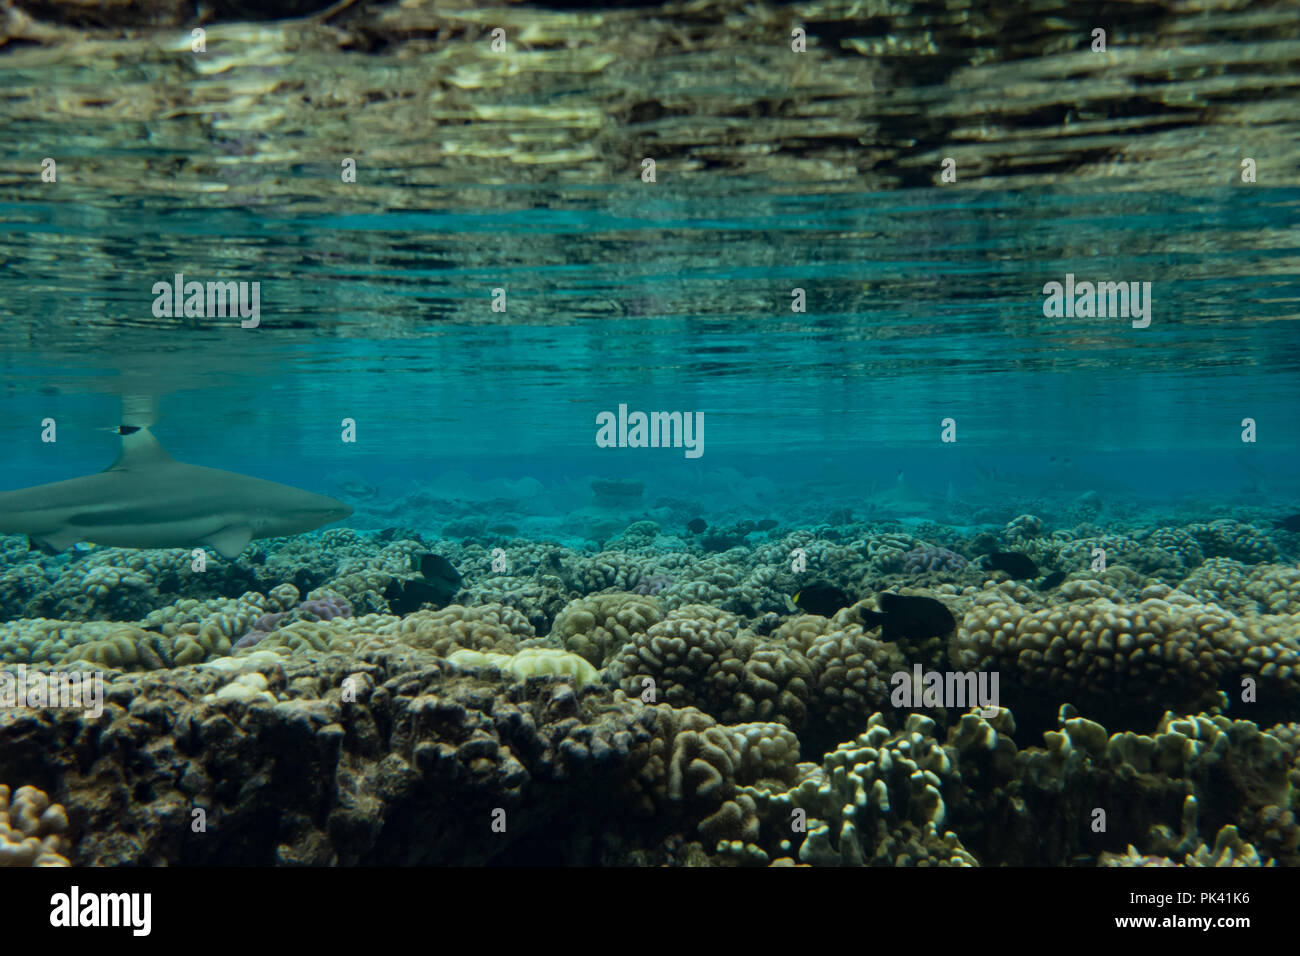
[702, 533, 742, 552]
[384, 579, 446, 615]
[859, 592, 956, 642]
[756, 519, 779, 531]
[792, 583, 855, 617]
[293, 568, 323, 593]
[984, 551, 1039, 580]
[418, 553, 463, 604]
[1038, 570, 1067, 590]
[1272, 514, 1300, 532]
[686, 518, 707, 534]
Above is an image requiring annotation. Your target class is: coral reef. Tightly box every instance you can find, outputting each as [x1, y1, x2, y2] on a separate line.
[901, 545, 968, 575]
[233, 588, 353, 650]
[0, 784, 71, 866]
[552, 591, 663, 667]
[0, 504, 1297, 866]
[950, 590, 1300, 730]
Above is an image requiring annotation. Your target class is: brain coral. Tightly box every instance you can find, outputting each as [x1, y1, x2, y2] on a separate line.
[552, 591, 663, 667]
[902, 545, 968, 575]
[1245, 565, 1300, 615]
[609, 604, 904, 751]
[622, 704, 801, 854]
[0, 784, 70, 866]
[0, 618, 234, 671]
[1144, 528, 1204, 569]
[1178, 558, 1252, 612]
[609, 605, 815, 729]
[1187, 520, 1278, 564]
[950, 592, 1300, 729]
[380, 603, 536, 657]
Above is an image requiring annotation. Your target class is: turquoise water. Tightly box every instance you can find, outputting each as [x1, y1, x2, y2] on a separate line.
[3, 186, 1298, 514]
[4, 178, 1300, 868]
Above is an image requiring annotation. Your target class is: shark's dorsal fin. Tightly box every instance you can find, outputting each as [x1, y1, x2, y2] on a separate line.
[104, 426, 175, 472]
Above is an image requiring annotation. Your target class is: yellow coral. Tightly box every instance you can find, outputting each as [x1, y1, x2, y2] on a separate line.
[505, 648, 600, 690]
[0, 784, 70, 867]
[448, 646, 600, 691]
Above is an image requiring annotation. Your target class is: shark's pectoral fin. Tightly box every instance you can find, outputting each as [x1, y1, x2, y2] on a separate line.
[29, 530, 82, 554]
[204, 526, 253, 559]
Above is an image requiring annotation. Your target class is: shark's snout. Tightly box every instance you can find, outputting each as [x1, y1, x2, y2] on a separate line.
[312, 492, 352, 524]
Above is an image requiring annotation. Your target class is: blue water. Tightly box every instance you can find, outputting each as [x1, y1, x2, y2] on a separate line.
[3, 186, 1299, 522]
[5, 53, 1300, 871]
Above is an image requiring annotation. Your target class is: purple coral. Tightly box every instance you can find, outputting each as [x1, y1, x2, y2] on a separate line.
[297, 594, 353, 622]
[233, 611, 289, 650]
[252, 611, 290, 631]
[902, 545, 968, 575]
[632, 572, 672, 596]
[232, 593, 353, 650]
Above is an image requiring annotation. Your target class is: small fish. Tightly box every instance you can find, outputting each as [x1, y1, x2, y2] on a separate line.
[1272, 514, 1300, 532]
[68, 541, 99, 563]
[1038, 570, 1067, 590]
[30, 537, 96, 559]
[983, 551, 1039, 580]
[792, 583, 855, 617]
[756, 519, 779, 531]
[859, 592, 956, 642]
[686, 518, 707, 534]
